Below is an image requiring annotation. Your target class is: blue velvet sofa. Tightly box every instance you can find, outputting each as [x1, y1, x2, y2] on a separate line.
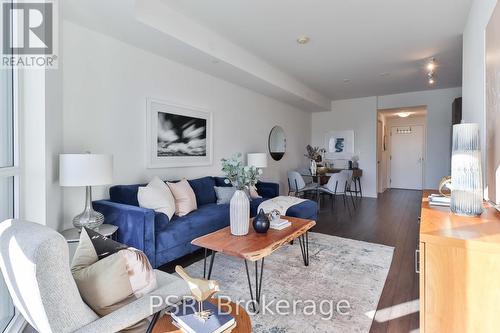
[93, 176, 317, 268]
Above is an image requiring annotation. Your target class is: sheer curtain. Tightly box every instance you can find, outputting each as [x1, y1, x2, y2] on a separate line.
[0, 179, 15, 331]
[0, 64, 17, 331]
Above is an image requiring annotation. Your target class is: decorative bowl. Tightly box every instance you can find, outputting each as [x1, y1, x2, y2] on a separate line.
[317, 166, 328, 175]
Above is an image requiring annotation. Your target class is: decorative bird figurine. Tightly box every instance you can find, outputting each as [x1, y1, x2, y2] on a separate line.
[175, 265, 221, 321]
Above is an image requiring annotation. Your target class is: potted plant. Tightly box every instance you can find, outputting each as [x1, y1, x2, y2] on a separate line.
[221, 153, 263, 236]
[304, 145, 326, 175]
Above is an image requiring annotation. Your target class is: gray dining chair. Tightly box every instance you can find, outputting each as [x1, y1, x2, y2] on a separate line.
[320, 170, 356, 210]
[343, 169, 357, 209]
[287, 170, 318, 197]
[297, 168, 314, 185]
[0, 219, 190, 333]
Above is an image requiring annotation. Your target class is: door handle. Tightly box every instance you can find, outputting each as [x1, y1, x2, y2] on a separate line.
[415, 249, 420, 274]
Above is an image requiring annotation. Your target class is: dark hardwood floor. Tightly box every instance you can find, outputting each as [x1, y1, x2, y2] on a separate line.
[161, 189, 422, 333]
[315, 189, 422, 333]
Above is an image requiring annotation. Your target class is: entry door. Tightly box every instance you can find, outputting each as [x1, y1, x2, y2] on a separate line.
[390, 125, 424, 190]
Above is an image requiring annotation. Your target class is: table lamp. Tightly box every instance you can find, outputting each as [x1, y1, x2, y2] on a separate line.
[59, 153, 113, 230]
[247, 153, 268, 169]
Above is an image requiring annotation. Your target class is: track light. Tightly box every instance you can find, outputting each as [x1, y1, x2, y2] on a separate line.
[426, 58, 436, 85]
[428, 72, 435, 85]
[426, 58, 436, 72]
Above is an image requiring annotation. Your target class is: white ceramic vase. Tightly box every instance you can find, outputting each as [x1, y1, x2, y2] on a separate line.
[310, 160, 317, 176]
[230, 189, 250, 236]
[450, 123, 483, 216]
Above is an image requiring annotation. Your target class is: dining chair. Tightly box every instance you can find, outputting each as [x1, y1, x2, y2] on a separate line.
[297, 168, 314, 185]
[287, 171, 318, 197]
[319, 170, 356, 210]
[342, 169, 357, 209]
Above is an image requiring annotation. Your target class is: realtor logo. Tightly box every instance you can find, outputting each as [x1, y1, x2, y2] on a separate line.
[1, 0, 58, 68]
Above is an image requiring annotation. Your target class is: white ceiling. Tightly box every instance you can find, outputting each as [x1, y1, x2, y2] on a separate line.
[163, 0, 472, 100]
[63, 0, 331, 111]
[64, 0, 471, 111]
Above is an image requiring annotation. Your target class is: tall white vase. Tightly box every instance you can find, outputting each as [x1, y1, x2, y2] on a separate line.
[230, 189, 250, 236]
[451, 123, 483, 216]
[310, 160, 317, 176]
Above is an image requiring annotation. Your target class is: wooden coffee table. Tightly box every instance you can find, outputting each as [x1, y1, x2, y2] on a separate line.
[152, 298, 251, 333]
[191, 216, 316, 311]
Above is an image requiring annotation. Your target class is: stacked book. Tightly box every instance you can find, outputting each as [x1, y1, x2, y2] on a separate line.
[428, 194, 451, 207]
[171, 301, 235, 333]
[270, 218, 291, 230]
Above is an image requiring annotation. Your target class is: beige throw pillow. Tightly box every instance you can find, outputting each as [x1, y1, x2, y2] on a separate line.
[167, 179, 197, 216]
[138, 177, 176, 219]
[249, 186, 262, 199]
[71, 228, 157, 332]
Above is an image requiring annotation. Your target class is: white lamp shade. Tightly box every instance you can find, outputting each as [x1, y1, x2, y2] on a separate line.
[59, 154, 113, 187]
[247, 153, 268, 168]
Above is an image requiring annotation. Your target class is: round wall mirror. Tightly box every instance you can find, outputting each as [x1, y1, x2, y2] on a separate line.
[268, 126, 286, 161]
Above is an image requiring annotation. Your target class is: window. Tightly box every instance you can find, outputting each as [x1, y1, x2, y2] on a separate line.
[0, 62, 17, 332]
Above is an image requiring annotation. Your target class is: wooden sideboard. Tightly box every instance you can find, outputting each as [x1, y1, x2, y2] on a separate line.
[419, 190, 500, 332]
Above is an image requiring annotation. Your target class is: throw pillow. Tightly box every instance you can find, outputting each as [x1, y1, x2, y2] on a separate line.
[71, 228, 157, 332]
[167, 179, 197, 216]
[214, 186, 237, 204]
[137, 177, 176, 219]
[249, 186, 262, 199]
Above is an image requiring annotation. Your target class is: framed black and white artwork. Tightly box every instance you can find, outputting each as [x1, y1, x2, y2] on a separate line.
[147, 98, 212, 168]
[324, 130, 354, 158]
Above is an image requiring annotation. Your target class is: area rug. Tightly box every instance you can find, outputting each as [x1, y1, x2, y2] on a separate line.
[182, 232, 394, 333]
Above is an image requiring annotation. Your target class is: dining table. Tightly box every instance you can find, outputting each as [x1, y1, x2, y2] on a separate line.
[299, 168, 363, 210]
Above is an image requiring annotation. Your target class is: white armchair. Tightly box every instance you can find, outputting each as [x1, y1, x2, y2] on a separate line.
[0, 219, 190, 333]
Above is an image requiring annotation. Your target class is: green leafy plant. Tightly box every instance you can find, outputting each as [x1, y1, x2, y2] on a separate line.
[221, 153, 263, 190]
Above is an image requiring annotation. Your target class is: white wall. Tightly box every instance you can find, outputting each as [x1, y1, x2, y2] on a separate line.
[311, 97, 378, 197]
[19, 2, 64, 231]
[20, 70, 63, 231]
[378, 88, 462, 189]
[20, 69, 47, 225]
[311, 88, 461, 197]
[44, 4, 64, 230]
[61, 21, 311, 228]
[462, 0, 497, 187]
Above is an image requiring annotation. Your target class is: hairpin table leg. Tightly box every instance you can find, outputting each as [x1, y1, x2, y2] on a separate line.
[244, 258, 265, 313]
[298, 232, 310, 266]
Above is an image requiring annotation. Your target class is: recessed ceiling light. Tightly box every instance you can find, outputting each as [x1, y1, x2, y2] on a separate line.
[296, 36, 310, 45]
[398, 112, 411, 118]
